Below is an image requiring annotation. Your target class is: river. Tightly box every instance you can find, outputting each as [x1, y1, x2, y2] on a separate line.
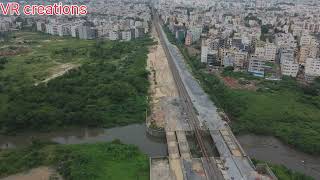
[0, 124, 167, 157]
[1, 125, 319, 179]
[237, 134, 320, 179]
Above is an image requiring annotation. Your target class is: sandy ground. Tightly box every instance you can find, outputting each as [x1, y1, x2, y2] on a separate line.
[213, 71, 257, 91]
[169, 159, 184, 180]
[147, 25, 179, 128]
[35, 63, 79, 86]
[1, 167, 63, 180]
[151, 158, 174, 180]
[147, 24, 185, 180]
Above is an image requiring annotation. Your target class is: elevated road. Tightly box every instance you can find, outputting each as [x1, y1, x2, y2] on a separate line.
[153, 13, 224, 180]
[152, 10, 277, 180]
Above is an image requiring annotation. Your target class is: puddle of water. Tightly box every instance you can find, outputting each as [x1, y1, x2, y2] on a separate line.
[237, 134, 320, 179]
[0, 124, 167, 157]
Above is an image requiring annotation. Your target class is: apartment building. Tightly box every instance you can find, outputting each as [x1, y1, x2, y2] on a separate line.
[280, 48, 299, 77]
[248, 55, 265, 77]
[305, 58, 320, 81]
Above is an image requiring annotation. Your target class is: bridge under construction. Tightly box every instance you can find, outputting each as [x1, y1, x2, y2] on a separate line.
[150, 10, 277, 180]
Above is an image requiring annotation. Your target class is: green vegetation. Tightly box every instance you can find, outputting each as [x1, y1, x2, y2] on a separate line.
[252, 159, 314, 180]
[0, 31, 154, 134]
[260, 24, 274, 42]
[163, 25, 177, 45]
[163, 26, 320, 155]
[0, 141, 149, 180]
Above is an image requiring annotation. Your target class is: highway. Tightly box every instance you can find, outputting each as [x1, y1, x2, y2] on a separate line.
[153, 12, 224, 180]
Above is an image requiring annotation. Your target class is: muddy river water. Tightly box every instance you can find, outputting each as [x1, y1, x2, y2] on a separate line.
[0, 124, 319, 179]
[237, 134, 320, 179]
[0, 124, 167, 157]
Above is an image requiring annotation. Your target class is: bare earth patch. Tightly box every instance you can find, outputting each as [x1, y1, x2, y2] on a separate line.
[35, 63, 80, 86]
[147, 25, 179, 128]
[222, 76, 257, 91]
[1, 166, 62, 180]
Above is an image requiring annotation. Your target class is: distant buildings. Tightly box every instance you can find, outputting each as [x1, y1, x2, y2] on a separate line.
[158, 0, 320, 82]
[32, 1, 150, 41]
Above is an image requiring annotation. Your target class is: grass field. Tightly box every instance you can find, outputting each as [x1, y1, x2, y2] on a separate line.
[0, 141, 149, 180]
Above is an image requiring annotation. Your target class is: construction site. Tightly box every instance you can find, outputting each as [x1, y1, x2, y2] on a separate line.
[148, 12, 278, 180]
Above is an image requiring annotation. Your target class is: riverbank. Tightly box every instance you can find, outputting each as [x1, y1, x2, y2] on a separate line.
[0, 141, 149, 180]
[238, 134, 320, 179]
[0, 124, 167, 157]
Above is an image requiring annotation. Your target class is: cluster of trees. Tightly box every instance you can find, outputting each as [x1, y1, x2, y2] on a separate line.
[0, 57, 8, 70]
[0, 37, 153, 134]
[163, 26, 177, 45]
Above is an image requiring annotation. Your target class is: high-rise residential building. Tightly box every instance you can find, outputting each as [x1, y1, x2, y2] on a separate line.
[281, 60, 299, 77]
[305, 58, 320, 81]
[121, 30, 132, 41]
[264, 43, 277, 62]
[185, 31, 193, 46]
[280, 48, 299, 77]
[223, 53, 235, 67]
[300, 32, 312, 46]
[234, 51, 248, 69]
[299, 43, 318, 65]
[254, 41, 277, 62]
[201, 40, 209, 63]
[79, 25, 96, 40]
[248, 55, 265, 77]
[109, 31, 119, 40]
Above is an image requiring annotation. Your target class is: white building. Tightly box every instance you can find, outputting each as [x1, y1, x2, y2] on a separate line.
[280, 48, 299, 77]
[121, 30, 132, 41]
[248, 56, 265, 77]
[281, 60, 299, 77]
[255, 42, 277, 62]
[201, 40, 209, 63]
[275, 33, 296, 48]
[264, 43, 277, 62]
[300, 32, 312, 46]
[305, 58, 320, 78]
[223, 54, 235, 67]
[109, 31, 119, 40]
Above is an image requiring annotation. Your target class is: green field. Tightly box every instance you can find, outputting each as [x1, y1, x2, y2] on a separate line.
[163, 27, 320, 155]
[0, 31, 153, 134]
[0, 141, 149, 180]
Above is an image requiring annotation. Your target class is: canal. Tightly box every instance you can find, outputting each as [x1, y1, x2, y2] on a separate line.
[1, 124, 319, 179]
[0, 124, 167, 157]
[237, 134, 320, 179]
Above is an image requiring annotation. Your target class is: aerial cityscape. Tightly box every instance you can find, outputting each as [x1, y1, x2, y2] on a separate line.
[0, 0, 319, 180]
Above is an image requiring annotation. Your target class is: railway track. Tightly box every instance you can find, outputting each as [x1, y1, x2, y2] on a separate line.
[153, 12, 224, 180]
